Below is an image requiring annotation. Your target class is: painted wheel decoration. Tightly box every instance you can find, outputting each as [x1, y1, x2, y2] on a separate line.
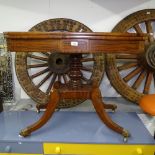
[15, 18, 104, 108]
[106, 9, 155, 103]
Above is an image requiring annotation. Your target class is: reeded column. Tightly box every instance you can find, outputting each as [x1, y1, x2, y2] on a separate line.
[68, 54, 83, 88]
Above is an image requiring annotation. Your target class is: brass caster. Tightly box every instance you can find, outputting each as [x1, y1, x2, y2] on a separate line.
[36, 109, 40, 113]
[123, 137, 128, 143]
[112, 105, 117, 112]
[36, 105, 40, 113]
[36, 105, 41, 113]
[122, 129, 130, 143]
[19, 128, 31, 137]
[112, 109, 116, 113]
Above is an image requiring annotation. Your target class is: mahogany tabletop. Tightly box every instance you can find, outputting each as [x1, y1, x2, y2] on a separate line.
[4, 32, 147, 54]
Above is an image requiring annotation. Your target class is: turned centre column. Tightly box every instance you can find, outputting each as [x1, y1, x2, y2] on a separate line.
[68, 54, 83, 88]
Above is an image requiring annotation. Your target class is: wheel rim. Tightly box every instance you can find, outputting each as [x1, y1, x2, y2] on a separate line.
[106, 9, 155, 103]
[15, 18, 105, 108]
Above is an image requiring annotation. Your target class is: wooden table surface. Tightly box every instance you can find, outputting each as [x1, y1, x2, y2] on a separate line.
[4, 32, 147, 54]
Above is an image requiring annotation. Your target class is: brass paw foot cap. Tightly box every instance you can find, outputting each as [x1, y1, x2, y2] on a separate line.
[19, 128, 31, 137]
[36, 109, 40, 113]
[122, 129, 130, 138]
[112, 105, 117, 112]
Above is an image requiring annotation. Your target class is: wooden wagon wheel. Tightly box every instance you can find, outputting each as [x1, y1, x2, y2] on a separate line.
[106, 9, 155, 104]
[15, 18, 104, 108]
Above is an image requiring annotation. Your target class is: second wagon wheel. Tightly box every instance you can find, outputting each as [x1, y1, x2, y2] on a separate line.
[106, 9, 155, 104]
[15, 18, 104, 108]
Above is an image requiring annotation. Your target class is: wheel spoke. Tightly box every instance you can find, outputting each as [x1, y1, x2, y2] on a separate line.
[143, 72, 153, 94]
[116, 54, 138, 62]
[58, 74, 61, 82]
[123, 67, 142, 82]
[81, 66, 93, 72]
[27, 63, 48, 69]
[117, 62, 137, 71]
[133, 24, 143, 34]
[145, 20, 153, 33]
[145, 20, 154, 42]
[82, 54, 90, 58]
[37, 72, 53, 88]
[132, 70, 146, 89]
[81, 75, 89, 82]
[30, 68, 50, 79]
[41, 52, 50, 57]
[116, 54, 138, 59]
[46, 73, 57, 94]
[63, 74, 68, 84]
[28, 54, 48, 61]
[81, 58, 94, 62]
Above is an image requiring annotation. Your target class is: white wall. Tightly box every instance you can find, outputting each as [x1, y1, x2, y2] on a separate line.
[0, 0, 154, 99]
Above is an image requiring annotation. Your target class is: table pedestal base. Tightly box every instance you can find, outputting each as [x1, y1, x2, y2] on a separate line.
[19, 82, 130, 141]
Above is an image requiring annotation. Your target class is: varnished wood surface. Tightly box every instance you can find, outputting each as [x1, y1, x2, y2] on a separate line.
[4, 32, 146, 54]
[20, 82, 129, 138]
[5, 31, 134, 138]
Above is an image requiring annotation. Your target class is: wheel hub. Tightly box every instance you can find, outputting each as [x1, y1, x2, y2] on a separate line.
[145, 43, 155, 69]
[48, 53, 71, 74]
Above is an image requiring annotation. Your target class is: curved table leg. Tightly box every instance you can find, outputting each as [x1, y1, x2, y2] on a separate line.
[91, 87, 130, 139]
[20, 89, 60, 137]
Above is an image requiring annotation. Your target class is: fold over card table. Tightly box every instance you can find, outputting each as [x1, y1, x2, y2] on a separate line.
[4, 32, 146, 141]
